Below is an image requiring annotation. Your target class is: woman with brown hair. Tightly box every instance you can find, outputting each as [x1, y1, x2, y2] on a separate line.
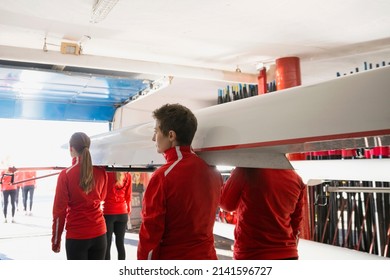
[1, 168, 17, 223]
[51, 132, 108, 260]
[103, 171, 132, 260]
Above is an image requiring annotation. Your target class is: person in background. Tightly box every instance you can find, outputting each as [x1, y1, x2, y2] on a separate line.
[51, 132, 108, 260]
[132, 172, 145, 201]
[103, 171, 132, 260]
[220, 167, 307, 260]
[1, 168, 17, 223]
[137, 103, 222, 260]
[13, 171, 22, 212]
[21, 170, 37, 216]
[128, 172, 145, 230]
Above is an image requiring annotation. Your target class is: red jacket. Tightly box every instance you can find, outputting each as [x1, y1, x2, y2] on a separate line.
[1, 171, 16, 191]
[14, 171, 36, 188]
[52, 157, 108, 250]
[103, 172, 132, 215]
[220, 167, 306, 260]
[13, 171, 23, 188]
[137, 146, 222, 260]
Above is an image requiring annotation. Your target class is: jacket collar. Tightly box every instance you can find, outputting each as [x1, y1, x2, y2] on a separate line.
[71, 156, 80, 165]
[163, 146, 192, 162]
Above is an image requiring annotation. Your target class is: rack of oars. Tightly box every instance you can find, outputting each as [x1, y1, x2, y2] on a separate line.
[308, 180, 390, 258]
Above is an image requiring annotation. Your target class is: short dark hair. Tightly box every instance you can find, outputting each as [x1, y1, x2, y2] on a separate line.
[152, 103, 197, 146]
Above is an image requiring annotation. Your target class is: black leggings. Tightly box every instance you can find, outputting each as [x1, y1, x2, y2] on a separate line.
[22, 185, 35, 211]
[3, 190, 17, 218]
[104, 213, 128, 260]
[65, 234, 107, 260]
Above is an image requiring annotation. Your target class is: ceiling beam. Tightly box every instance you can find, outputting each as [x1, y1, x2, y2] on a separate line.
[0, 45, 257, 84]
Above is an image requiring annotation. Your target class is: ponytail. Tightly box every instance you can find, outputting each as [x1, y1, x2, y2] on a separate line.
[115, 172, 125, 186]
[80, 147, 94, 193]
[69, 132, 94, 193]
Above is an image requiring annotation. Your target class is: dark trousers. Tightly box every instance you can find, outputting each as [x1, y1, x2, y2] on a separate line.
[22, 185, 35, 211]
[3, 190, 17, 218]
[15, 187, 21, 208]
[65, 234, 107, 260]
[104, 213, 128, 260]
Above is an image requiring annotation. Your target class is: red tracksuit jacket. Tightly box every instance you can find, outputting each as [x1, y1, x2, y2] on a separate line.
[52, 157, 108, 250]
[14, 171, 37, 188]
[220, 167, 306, 260]
[137, 146, 222, 260]
[1, 171, 16, 191]
[103, 172, 132, 215]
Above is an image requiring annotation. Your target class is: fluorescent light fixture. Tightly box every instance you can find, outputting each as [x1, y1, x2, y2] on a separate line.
[90, 0, 119, 23]
[216, 165, 235, 176]
[216, 165, 234, 172]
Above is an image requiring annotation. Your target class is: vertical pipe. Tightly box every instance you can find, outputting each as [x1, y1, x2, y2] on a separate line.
[344, 192, 356, 248]
[357, 192, 370, 252]
[257, 67, 267, 94]
[314, 185, 320, 242]
[340, 184, 346, 245]
[384, 181, 390, 257]
[309, 185, 316, 240]
[375, 181, 385, 256]
[321, 194, 332, 243]
[372, 181, 382, 256]
[332, 198, 346, 245]
[355, 192, 363, 251]
[329, 191, 338, 245]
[364, 184, 373, 252]
[316, 183, 326, 242]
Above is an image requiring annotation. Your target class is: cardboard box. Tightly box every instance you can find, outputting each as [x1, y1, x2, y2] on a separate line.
[60, 42, 80, 55]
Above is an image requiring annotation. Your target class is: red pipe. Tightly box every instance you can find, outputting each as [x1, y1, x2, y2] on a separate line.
[257, 67, 267, 94]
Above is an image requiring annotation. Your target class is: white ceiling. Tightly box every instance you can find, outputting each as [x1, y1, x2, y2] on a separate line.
[1, 0, 390, 86]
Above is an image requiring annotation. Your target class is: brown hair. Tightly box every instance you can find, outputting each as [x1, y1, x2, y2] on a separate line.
[69, 132, 94, 193]
[152, 103, 197, 146]
[115, 172, 126, 186]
